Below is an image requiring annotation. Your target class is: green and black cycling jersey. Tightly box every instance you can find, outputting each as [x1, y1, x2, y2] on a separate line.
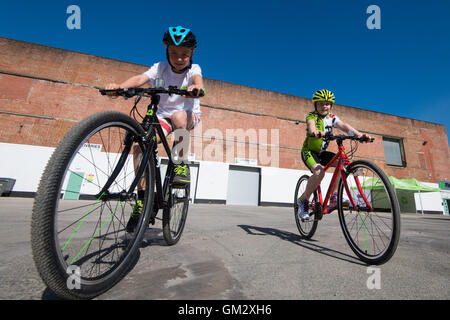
[301, 111, 341, 169]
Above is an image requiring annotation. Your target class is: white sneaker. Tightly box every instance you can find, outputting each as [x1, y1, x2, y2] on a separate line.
[297, 197, 310, 221]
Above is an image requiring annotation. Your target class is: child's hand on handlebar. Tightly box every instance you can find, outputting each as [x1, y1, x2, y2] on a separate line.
[105, 83, 122, 90]
[358, 133, 373, 143]
[185, 85, 205, 98]
[311, 131, 325, 139]
[103, 84, 122, 98]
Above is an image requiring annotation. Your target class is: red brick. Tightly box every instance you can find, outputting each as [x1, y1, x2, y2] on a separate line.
[1, 36, 449, 183]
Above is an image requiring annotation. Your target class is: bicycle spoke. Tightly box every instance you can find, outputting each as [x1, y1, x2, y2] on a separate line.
[60, 192, 105, 250]
[70, 201, 125, 265]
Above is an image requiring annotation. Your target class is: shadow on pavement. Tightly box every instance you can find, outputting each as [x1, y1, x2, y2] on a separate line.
[40, 245, 142, 300]
[139, 227, 168, 248]
[238, 224, 367, 266]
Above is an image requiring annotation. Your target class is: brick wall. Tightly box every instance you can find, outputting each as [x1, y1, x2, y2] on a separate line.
[1, 37, 449, 182]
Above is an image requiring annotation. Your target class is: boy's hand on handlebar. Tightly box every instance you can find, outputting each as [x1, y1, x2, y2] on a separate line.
[105, 83, 122, 90]
[103, 84, 123, 98]
[185, 85, 205, 98]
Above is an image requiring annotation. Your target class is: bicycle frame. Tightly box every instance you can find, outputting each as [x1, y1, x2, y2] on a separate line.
[317, 143, 373, 215]
[96, 93, 178, 217]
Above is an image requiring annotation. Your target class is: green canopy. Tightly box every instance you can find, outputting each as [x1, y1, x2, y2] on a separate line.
[356, 176, 440, 192]
[351, 176, 440, 213]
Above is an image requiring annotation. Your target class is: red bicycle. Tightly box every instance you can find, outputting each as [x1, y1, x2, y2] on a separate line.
[294, 133, 401, 265]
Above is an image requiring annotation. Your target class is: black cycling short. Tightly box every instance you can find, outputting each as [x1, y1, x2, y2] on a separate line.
[301, 149, 336, 172]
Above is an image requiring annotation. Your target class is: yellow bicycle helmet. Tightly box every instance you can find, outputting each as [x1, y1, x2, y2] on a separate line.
[312, 89, 335, 104]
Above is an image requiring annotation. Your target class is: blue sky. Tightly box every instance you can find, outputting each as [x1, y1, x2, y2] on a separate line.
[1, 0, 449, 142]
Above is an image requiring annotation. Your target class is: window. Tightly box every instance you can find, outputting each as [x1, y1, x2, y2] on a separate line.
[383, 137, 405, 166]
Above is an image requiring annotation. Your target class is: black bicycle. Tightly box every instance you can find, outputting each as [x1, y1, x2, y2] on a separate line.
[31, 84, 203, 299]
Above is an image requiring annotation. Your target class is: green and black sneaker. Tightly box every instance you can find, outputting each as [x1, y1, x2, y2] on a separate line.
[173, 163, 190, 186]
[126, 200, 143, 233]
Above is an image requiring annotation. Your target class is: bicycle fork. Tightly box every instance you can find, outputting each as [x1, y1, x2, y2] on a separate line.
[96, 130, 155, 201]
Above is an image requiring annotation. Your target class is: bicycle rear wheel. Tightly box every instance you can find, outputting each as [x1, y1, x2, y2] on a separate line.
[31, 111, 155, 299]
[338, 160, 400, 265]
[294, 175, 319, 239]
[162, 177, 190, 246]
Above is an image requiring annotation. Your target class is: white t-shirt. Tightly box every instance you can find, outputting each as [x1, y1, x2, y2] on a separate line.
[143, 62, 202, 118]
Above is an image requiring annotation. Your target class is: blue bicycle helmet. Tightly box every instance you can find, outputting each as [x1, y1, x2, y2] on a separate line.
[163, 26, 197, 48]
[163, 26, 197, 72]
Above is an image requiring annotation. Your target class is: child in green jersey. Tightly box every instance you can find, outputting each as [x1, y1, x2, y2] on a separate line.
[298, 89, 371, 221]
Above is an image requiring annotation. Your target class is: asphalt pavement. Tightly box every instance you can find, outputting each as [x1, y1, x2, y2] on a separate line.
[0, 197, 449, 300]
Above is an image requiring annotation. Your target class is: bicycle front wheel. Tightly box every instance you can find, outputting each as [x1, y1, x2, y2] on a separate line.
[338, 160, 400, 265]
[31, 111, 155, 299]
[294, 175, 319, 239]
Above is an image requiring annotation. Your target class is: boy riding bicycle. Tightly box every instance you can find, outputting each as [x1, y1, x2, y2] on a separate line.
[105, 26, 204, 231]
[298, 89, 371, 221]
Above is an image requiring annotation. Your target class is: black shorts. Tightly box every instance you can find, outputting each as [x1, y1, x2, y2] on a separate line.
[301, 150, 336, 172]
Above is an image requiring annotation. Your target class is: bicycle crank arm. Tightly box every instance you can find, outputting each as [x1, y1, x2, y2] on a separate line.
[96, 191, 135, 201]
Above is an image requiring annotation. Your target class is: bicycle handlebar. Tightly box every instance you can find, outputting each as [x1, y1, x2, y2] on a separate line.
[310, 132, 374, 143]
[99, 86, 205, 98]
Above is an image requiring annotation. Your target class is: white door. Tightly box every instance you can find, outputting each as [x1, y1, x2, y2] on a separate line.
[226, 165, 260, 206]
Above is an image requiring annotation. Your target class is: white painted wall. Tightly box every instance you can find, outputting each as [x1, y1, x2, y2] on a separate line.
[195, 161, 229, 201]
[260, 166, 340, 204]
[0, 143, 54, 192]
[414, 191, 444, 213]
[0, 142, 447, 214]
[260, 167, 308, 203]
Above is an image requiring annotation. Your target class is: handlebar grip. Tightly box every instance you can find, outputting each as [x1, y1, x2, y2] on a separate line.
[99, 88, 136, 98]
[187, 89, 205, 97]
[359, 136, 375, 143]
[99, 88, 122, 96]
